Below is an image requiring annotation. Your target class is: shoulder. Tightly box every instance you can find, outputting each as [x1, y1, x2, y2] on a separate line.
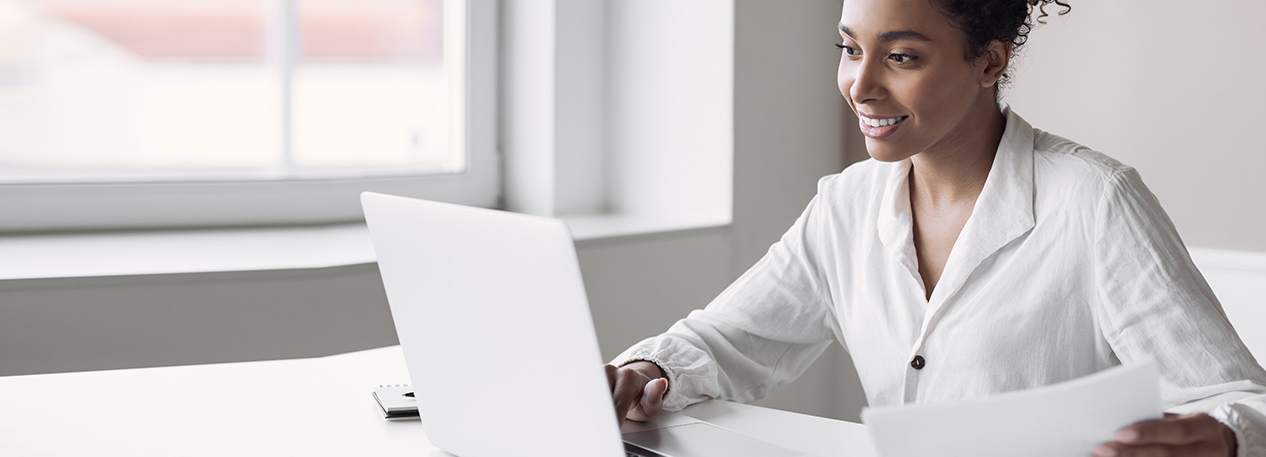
[1029, 128, 1148, 202]
[1026, 128, 1165, 233]
[1031, 129, 1134, 183]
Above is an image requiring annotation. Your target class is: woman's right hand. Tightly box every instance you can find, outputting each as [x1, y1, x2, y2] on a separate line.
[605, 361, 669, 427]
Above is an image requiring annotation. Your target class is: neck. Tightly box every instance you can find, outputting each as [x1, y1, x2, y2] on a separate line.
[908, 100, 1007, 208]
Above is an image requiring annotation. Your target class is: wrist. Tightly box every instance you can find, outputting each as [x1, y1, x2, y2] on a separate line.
[622, 360, 667, 381]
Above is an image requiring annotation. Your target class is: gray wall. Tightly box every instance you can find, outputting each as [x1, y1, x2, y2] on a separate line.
[0, 265, 396, 376]
[729, 0, 863, 420]
[0, 0, 866, 421]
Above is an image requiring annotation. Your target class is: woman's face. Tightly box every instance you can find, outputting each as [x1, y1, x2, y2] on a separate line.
[837, 0, 1000, 162]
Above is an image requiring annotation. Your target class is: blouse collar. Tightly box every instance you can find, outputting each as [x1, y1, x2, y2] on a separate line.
[876, 104, 1037, 311]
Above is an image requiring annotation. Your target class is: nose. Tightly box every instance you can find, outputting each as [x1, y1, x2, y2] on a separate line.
[842, 55, 886, 105]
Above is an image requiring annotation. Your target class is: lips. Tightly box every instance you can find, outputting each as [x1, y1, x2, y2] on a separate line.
[857, 112, 909, 139]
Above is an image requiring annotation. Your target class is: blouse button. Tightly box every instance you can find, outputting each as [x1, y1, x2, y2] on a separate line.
[911, 355, 926, 370]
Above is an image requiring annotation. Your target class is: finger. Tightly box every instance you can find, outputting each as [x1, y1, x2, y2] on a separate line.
[647, 377, 668, 400]
[1118, 414, 1223, 445]
[605, 364, 618, 392]
[612, 370, 645, 427]
[1094, 441, 1227, 457]
[630, 378, 667, 421]
[1092, 442, 1126, 457]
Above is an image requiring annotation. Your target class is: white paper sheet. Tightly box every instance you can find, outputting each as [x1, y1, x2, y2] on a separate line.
[861, 359, 1162, 457]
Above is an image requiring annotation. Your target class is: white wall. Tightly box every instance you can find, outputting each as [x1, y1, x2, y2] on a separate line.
[605, 0, 734, 221]
[503, 0, 734, 222]
[1005, 1, 1266, 254]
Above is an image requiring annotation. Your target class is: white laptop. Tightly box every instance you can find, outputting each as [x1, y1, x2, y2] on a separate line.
[361, 193, 817, 457]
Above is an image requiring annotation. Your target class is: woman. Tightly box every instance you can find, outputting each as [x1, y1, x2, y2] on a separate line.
[606, 0, 1266, 456]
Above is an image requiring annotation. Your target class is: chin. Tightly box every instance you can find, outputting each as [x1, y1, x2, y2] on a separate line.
[863, 140, 914, 163]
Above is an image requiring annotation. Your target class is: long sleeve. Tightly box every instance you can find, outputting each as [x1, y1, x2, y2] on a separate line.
[611, 189, 840, 412]
[1094, 168, 1266, 456]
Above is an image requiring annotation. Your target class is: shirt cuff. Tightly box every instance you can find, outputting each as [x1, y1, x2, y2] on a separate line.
[611, 352, 692, 412]
[610, 343, 696, 412]
[1210, 403, 1266, 457]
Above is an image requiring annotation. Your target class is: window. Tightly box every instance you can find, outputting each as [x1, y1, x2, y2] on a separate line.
[0, 0, 497, 232]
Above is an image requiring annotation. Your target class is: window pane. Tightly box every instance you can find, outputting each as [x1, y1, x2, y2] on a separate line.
[291, 0, 457, 174]
[0, 0, 464, 183]
[0, 0, 282, 182]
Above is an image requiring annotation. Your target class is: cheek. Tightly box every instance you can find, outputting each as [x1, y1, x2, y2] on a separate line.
[903, 71, 973, 126]
[837, 61, 852, 101]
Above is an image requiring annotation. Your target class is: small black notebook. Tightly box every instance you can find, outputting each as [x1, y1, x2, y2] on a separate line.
[372, 384, 420, 421]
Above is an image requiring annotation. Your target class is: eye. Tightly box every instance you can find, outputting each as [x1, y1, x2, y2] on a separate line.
[835, 43, 859, 57]
[889, 53, 917, 64]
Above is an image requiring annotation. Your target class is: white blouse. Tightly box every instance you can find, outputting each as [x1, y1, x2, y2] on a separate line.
[612, 107, 1266, 456]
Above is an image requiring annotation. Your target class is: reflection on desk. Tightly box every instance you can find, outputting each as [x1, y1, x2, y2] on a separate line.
[0, 346, 877, 456]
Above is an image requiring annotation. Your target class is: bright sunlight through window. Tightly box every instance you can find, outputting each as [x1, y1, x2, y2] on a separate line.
[0, 0, 461, 183]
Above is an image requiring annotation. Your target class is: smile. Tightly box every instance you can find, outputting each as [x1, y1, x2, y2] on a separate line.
[862, 115, 908, 127]
[857, 113, 909, 139]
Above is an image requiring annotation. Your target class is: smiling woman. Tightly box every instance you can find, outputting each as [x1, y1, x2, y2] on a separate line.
[605, 1, 1266, 457]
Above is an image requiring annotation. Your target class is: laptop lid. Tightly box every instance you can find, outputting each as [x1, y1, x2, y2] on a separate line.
[362, 193, 625, 457]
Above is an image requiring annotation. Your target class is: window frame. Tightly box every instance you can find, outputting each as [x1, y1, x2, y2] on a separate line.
[0, 0, 499, 233]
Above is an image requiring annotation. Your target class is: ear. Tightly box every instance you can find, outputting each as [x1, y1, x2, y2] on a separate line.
[979, 40, 1011, 88]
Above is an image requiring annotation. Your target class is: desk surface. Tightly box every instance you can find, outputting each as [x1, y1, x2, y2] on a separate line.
[0, 346, 877, 456]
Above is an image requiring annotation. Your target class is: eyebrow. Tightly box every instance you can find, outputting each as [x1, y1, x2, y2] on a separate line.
[838, 24, 932, 43]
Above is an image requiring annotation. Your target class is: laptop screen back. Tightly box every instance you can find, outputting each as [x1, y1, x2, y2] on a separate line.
[362, 193, 625, 457]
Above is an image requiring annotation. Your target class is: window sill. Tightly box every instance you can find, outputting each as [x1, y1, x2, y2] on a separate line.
[563, 213, 730, 245]
[0, 213, 730, 281]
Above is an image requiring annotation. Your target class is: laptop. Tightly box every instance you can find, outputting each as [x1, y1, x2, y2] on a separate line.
[361, 193, 818, 457]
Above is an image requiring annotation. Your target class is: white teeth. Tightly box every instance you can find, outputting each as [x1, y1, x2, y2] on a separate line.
[865, 116, 903, 127]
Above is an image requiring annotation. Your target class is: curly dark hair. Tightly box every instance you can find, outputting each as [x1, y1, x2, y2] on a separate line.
[934, 0, 1071, 86]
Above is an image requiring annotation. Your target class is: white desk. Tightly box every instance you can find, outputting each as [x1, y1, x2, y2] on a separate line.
[0, 346, 878, 456]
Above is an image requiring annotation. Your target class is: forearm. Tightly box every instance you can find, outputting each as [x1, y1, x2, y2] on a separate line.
[611, 309, 834, 411]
